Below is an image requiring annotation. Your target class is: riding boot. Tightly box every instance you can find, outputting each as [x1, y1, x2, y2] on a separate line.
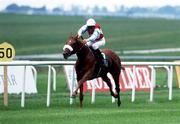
[91, 49, 107, 67]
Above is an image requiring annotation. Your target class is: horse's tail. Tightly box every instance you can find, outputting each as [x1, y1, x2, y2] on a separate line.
[121, 66, 125, 70]
[118, 59, 125, 70]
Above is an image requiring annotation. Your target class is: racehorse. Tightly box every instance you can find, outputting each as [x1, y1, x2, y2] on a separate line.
[63, 35, 123, 107]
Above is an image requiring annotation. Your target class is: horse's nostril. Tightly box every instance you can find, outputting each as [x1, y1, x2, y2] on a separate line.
[63, 53, 67, 59]
[63, 51, 70, 59]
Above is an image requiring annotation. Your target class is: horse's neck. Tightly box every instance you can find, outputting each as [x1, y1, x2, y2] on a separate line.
[76, 45, 94, 62]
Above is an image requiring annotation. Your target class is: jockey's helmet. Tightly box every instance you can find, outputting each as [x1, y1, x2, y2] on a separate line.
[86, 18, 96, 26]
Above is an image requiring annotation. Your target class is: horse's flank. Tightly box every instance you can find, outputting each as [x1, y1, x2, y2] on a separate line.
[102, 48, 122, 70]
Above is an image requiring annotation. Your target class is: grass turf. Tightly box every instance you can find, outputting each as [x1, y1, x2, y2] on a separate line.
[0, 70, 180, 124]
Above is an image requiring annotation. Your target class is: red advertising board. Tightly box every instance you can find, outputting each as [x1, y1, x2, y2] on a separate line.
[83, 66, 152, 92]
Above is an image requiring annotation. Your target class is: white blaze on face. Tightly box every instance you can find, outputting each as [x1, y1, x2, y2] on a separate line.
[63, 44, 73, 52]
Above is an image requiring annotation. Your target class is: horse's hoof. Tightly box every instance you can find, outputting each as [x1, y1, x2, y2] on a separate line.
[80, 104, 83, 108]
[70, 95, 76, 98]
[71, 91, 77, 98]
[113, 93, 118, 98]
[117, 100, 121, 107]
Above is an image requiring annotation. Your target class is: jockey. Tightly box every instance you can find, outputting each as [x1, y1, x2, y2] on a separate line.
[77, 18, 107, 67]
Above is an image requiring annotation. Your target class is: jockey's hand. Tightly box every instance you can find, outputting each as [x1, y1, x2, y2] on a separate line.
[82, 39, 88, 45]
[77, 35, 81, 39]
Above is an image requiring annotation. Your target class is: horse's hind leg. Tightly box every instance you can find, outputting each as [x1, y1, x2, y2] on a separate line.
[102, 75, 115, 97]
[111, 70, 121, 107]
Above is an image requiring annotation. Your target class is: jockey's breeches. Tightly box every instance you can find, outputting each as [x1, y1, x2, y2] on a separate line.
[87, 37, 105, 50]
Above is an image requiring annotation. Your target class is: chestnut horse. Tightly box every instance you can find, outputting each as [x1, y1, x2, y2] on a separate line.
[63, 35, 123, 107]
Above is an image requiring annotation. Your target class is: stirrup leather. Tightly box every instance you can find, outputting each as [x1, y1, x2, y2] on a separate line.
[101, 53, 108, 67]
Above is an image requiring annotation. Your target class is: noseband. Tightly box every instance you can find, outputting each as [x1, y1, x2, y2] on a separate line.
[63, 44, 73, 52]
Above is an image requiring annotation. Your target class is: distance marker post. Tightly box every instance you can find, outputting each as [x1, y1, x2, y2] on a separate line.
[0, 42, 15, 106]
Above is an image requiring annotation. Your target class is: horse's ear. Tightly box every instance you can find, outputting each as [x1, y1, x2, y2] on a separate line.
[74, 34, 83, 42]
[75, 34, 79, 39]
[69, 32, 74, 38]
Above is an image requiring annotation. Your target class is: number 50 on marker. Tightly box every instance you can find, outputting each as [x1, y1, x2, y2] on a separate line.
[0, 42, 15, 62]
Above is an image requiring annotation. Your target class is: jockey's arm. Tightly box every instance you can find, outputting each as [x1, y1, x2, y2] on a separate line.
[77, 25, 87, 37]
[87, 29, 100, 43]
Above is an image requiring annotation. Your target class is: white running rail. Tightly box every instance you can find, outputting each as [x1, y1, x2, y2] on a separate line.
[0, 61, 180, 107]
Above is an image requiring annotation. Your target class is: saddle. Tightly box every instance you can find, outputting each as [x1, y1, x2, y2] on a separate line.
[89, 47, 108, 67]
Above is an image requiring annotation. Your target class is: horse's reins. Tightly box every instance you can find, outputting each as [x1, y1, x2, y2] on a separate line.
[80, 36, 84, 40]
[76, 36, 87, 53]
[78, 36, 96, 56]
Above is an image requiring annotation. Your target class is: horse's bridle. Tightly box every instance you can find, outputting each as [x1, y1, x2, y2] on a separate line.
[76, 40, 87, 53]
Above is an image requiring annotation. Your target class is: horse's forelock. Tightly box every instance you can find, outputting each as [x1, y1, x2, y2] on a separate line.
[66, 35, 74, 44]
[67, 35, 82, 47]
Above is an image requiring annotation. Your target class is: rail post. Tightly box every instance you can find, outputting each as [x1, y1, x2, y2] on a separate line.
[3, 66, 8, 106]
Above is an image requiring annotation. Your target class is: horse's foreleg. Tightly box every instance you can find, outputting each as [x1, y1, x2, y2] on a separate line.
[72, 71, 91, 98]
[79, 84, 84, 107]
[71, 80, 85, 97]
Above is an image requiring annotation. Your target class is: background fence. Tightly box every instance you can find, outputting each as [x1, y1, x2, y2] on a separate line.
[0, 61, 180, 107]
